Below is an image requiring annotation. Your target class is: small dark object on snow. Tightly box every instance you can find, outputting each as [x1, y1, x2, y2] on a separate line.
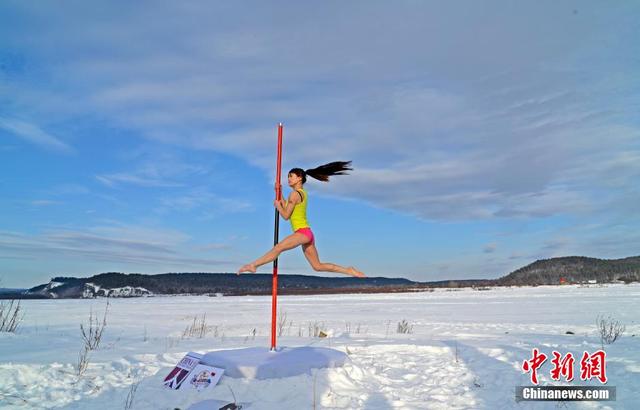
[219, 404, 242, 410]
[566, 331, 575, 335]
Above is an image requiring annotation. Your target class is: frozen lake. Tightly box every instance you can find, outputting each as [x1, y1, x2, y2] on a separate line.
[1, 283, 638, 409]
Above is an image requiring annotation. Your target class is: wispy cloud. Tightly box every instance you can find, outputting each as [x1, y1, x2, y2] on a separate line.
[156, 187, 253, 217]
[96, 149, 208, 188]
[0, 117, 73, 153]
[197, 243, 232, 251]
[0, 224, 234, 269]
[96, 173, 183, 188]
[30, 200, 62, 207]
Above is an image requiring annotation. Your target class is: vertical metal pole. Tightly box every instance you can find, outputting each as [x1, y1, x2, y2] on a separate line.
[271, 123, 283, 351]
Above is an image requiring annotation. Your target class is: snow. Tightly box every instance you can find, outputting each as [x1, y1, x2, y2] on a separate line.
[83, 283, 152, 298]
[100, 286, 152, 298]
[33, 281, 66, 298]
[82, 283, 101, 298]
[201, 346, 348, 379]
[0, 283, 639, 409]
[187, 399, 238, 410]
[48, 282, 65, 290]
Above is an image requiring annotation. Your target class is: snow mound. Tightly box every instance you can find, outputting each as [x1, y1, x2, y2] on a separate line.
[201, 346, 348, 379]
[187, 399, 242, 410]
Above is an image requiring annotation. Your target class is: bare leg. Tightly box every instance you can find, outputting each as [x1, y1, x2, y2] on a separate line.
[238, 233, 310, 274]
[302, 242, 366, 278]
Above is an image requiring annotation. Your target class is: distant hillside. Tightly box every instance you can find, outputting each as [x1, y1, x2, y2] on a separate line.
[24, 272, 419, 299]
[4, 255, 639, 300]
[497, 256, 640, 286]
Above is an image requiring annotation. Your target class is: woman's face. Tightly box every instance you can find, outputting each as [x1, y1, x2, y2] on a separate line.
[288, 172, 302, 187]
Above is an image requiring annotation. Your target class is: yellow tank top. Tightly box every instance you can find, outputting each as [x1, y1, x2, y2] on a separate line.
[288, 188, 309, 231]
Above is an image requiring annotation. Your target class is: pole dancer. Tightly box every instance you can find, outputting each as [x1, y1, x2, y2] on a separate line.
[237, 160, 366, 278]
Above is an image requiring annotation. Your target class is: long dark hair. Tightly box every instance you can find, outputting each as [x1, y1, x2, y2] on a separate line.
[289, 161, 352, 183]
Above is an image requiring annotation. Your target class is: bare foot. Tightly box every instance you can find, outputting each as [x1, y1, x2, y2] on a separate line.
[237, 263, 257, 275]
[347, 266, 366, 278]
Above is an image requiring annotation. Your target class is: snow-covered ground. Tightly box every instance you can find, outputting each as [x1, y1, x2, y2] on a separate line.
[1, 284, 638, 409]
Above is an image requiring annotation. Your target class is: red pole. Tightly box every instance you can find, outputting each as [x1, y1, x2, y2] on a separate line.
[271, 123, 283, 351]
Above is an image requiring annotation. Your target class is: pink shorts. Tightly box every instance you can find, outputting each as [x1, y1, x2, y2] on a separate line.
[295, 227, 314, 244]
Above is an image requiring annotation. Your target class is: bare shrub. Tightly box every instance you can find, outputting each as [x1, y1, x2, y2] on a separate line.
[344, 322, 369, 335]
[244, 328, 257, 344]
[77, 346, 90, 376]
[76, 301, 108, 377]
[345, 322, 365, 335]
[182, 313, 210, 339]
[277, 311, 290, 337]
[396, 319, 413, 334]
[0, 300, 24, 333]
[81, 300, 109, 350]
[596, 314, 625, 349]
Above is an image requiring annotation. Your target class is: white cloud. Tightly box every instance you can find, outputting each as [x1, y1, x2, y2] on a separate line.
[156, 188, 254, 217]
[96, 149, 209, 188]
[0, 117, 73, 153]
[0, 224, 234, 269]
[96, 173, 183, 188]
[197, 243, 232, 251]
[1, 0, 638, 262]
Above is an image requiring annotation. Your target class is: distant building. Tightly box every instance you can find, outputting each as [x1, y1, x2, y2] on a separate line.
[588, 279, 597, 284]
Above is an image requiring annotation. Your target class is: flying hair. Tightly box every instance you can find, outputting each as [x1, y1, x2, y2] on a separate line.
[289, 161, 353, 184]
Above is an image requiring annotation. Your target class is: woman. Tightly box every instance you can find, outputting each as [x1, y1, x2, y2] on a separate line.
[238, 161, 365, 277]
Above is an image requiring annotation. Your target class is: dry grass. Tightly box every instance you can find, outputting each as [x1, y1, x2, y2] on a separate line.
[182, 313, 210, 339]
[277, 311, 293, 337]
[397, 319, 414, 334]
[76, 346, 90, 376]
[0, 300, 23, 333]
[81, 301, 109, 350]
[596, 314, 625, 349]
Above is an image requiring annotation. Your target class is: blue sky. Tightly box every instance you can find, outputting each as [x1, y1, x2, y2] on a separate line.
[1, 1, 639, 288]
